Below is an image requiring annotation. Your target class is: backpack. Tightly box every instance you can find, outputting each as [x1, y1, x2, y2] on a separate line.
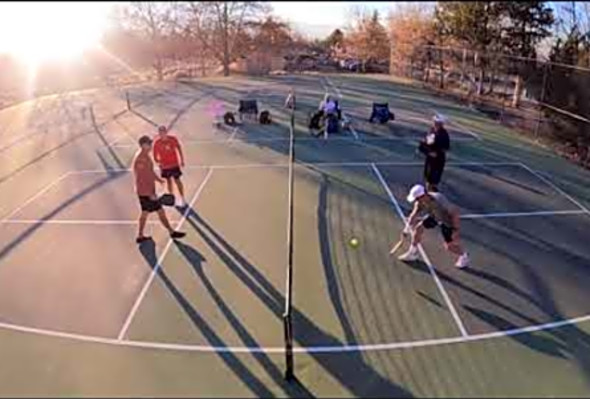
[223, 112, 236, 126]
[259, 110, 272, 124]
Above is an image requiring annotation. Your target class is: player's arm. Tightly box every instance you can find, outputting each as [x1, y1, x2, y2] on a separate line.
[404, 202, 421, 234]
[153, 142, 161, 164]
[451, 206, 461, 232]
[149, 159, 164, 184]
[175, 138, 185, 167]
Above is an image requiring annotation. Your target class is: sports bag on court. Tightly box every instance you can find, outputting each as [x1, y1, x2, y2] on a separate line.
[259, 110, 272, 124]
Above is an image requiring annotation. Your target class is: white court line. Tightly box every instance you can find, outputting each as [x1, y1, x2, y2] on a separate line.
[0, 219, 183, 225]
[348, 122, 360, 140]
[1, 172, 72, 222]
[0, 311, 590, 354]
[105, 134, 129, 148]
[461, 209, 587, 220]
[371, 163, 469, 337]
[225, 126, 239, 143]
[67, 161, 523, 175]
[109, 135, 478, 149]
[117, 168, 213, 340]
[519, 163, 590, 214]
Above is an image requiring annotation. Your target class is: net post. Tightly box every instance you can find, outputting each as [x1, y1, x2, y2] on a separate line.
[283, 102, 296, 382]
[283, 312, 294, 380]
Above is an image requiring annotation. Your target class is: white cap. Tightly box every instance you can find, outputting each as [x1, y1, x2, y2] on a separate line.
[433, 114, 446, 124]
[407, 184, 427, 203]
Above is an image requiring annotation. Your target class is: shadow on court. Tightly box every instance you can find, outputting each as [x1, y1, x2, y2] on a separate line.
[147, 207, 413, 397]
[400, 211, 590, 385]
[137, 239, 284, 398]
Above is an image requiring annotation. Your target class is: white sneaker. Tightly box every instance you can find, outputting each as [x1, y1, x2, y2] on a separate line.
[177, 198, 187, 208]
[455, 253, 470, 269]
[398, 247, 419, 262]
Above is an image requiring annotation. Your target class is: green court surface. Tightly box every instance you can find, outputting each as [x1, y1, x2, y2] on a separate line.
[1, 73, 590, 397]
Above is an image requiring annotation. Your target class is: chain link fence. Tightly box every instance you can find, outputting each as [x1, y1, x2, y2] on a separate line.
[391, 43, 590, 168]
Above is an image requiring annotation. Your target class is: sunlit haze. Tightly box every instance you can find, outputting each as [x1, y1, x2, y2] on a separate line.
[0, 2, 113, 66]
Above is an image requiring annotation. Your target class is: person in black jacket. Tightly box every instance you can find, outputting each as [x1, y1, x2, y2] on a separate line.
[418, 115, 450, 192]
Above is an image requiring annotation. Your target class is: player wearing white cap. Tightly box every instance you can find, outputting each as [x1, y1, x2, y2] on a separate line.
[395, 184, 470, 269]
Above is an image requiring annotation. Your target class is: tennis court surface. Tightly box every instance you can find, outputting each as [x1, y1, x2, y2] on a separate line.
[1, 73, 590, 397]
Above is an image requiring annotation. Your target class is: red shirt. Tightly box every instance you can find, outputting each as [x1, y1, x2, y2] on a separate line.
[133, 151, 157, 197]
[153, 135, 181, 169]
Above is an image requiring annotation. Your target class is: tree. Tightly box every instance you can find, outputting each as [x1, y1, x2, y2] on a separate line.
[544, 4, 590, 154]
[346, 10, 390, 72]
[498, 1, 554, 58]
[324, 29, 345, 57]
[119, 2, 176, 81]
[553, 1, 590, 66]
[388, 3, 434, 78]
[434, 2, 502, 94]
[496, 1, 554, 106]
[247, 16, 293, 53]
[184, 1, 269, 76]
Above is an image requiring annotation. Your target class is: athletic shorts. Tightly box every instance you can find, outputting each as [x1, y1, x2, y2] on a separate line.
[138, 196, 162, 213]
[421, 216, 455, 243]
[161, 167, 182, 179]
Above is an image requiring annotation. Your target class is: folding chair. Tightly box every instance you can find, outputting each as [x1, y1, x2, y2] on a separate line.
[238, 99, 259, 122]
[369, 102, 395, 124]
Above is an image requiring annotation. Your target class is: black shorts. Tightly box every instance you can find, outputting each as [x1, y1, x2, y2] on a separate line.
[138, 196, 162, 213]
[161, 167, 182, 179]
[421, 216, 455, 243]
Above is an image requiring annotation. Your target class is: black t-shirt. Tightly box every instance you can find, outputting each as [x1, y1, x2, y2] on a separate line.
[421, 127, 450, 160]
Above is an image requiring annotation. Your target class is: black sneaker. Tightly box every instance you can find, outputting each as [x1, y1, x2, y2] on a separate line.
[170, 231, 186, 240]
[136, 236, 152, 244]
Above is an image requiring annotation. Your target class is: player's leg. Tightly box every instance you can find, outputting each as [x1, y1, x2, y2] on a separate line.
[424, 159, 433, 190]
[136, 196, 154, 243]
[170, 168, 186, 206]
[156, 208, 173, 231]
[174, 177, 186, 206]
[156, 208, 186, 239]
[136, 211, 149, 243]
[428, 159, 446, 192]
[441, 225, 470, 268]
[166, 177, 173, 195]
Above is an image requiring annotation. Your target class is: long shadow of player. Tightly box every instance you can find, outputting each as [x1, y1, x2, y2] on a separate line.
[181, 207, 413, 398]
[174, 241, 314, 398]
[136, 239, 276, 397]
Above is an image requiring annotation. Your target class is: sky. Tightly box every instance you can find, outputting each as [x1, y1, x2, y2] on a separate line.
[0, 1, 571, 61]
[270, 1, 398, 38]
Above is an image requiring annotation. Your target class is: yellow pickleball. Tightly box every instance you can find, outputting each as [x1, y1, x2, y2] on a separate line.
[349, 237, 359, 248]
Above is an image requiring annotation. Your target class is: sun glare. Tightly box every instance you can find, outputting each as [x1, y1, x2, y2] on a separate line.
[0, 2, 112, 67]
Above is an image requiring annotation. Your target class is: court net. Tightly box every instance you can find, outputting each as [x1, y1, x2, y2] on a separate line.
[283, 99, 296, 380]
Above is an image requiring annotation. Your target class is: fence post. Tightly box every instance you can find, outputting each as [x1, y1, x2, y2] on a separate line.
[534, 62, 549, 141]
[461, 48, 467, 86]
[439, 46, 445, 89]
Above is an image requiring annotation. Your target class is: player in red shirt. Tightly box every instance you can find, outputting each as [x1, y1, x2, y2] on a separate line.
[133, 135, 185, 244]
[153, 125, 187, 207]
